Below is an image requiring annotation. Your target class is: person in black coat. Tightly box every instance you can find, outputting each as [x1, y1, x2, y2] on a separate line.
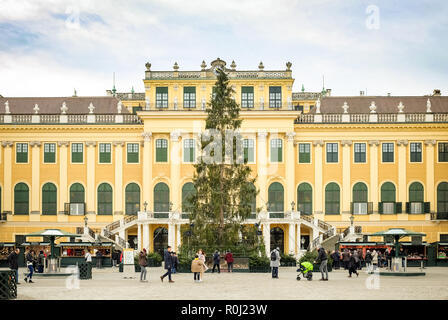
[160, 246, 174, 283]
[212, 250, 221, 273]
[8, 248, 20, 284]
[348, 250, 359, 277]
[331, 250, 341, 270]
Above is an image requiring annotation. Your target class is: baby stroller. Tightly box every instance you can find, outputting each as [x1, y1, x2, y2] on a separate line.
[297, 261, 313, 281]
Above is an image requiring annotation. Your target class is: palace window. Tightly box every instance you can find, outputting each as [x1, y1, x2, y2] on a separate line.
[268, 182, 284, 212]
[16, 143, 28, 163]
[354, 143, 366, 163]
[42, 183, 57, 215]
[127, 143, 139, 163]
[183, 139, 195, 163]
[182, 182, 196, 213]
[437, 182, 448, 214]
[44, 143, 56, 163]
[99, 143, 111, 163]
[269, 86, 282, 108]
[410, 142, 422, 162]
[125, 183, 140, 215]
[439, 143, 448, 162]
[71, 143, 83, 163]
[183, 87, 196, 108]
[156, 139, 168, 162]
[243, 139, 255, 163]
[14, 183, 29, 215]
[297, 183, 312, 215]
[270, 139, 283, 162]
[382, 143, 394, 162]
[298, 143, 311, 163]
[380, 182, 397, 214]
[241, 86, 254, 108]
[156, 87, 168, 108]
[325, 183, 340, 215]
[154, 183, 170, 212]
[97, 183, 113, 215]
[326, 143, 338, 163]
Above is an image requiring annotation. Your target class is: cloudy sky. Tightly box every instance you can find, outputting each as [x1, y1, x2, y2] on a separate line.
[0, 0, 447, 97]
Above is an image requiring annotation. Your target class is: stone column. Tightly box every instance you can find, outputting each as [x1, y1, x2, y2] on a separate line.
[341, 140, 352, 214]
[263, 222, 271, 257]
[2, 142, 13, 214]
[313, 140, 324, 214]
[369, 140, 380, 213]
[170, 131, 182, 211]
[86, 142, 97, 219]
[285, 132, 296, 208]
[288, 223, 295, 255]
[296, 222, 301, 254]
[257, 130, 268, 208]
[58, 142, 69, 214]
[29, 141, 41, 216]
[137, 223, 142, 251]
[425, 140, 436, 214]
[168, 223, 175, 248]
[397, 140, 408, 214]
[113, 142, 124, 215]
[141, 132, 152, 207]
[142, 223, 149, 251]
[176, 224, 181, 252]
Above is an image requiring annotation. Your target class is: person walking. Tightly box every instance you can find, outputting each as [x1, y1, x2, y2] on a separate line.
[24, 249, 35, 283]
[191, 254, 206, 283]
[315, 246, 328, 281]
[331, 250, 341, 270]
[197, 249, 207, 281]
[212, 250, 221, 273]
[96, 250, 103, 269]
[348, 250, 359, 277]
[85, 249, 93, 272]
[37, 250, 45, 273]
[365, 250, 373, 271]
[7, 248, 20, 284]
[171, 252, 179, 274]
[342, 249, 350, 270]
[353, 250, 360, 271]
[139, 249, 148, 282]
[270, 247, 281, 279]
[160, 246, 174, 283]
[225, 250, 234, 273]
[371, 249, 378, 270]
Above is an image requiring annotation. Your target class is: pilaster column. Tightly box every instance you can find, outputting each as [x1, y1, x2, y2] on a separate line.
[341, 140, 352, 214]
[170, 131, 182, 211]
[257, 130, 268, 207]
[141, 132, 152, 207]
[85, 142, 97, 217]
[176, 224, 181, 252]
[30, 141, 41, 215]
[425, 140, 436, 212]
[58, 142, 69, 214]
[296, 223, 301, 254]
[168, 223, 175, 248]
[285, 132, 296, 208]
[288, 223, 295, 255]
[142, 223, 149, 251]
[369, 140, 380, 213]
[263, 222, 271, 257]
[397, 140, 408, 205]
[137, 223, 142, 251]
[2, 142, 13, 214]
[113, 142, 124, 215]
[313, 140, 324, 214]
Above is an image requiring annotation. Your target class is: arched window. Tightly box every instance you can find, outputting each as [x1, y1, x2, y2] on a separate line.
[297, 183, 312, 215]
[70, 183, 85, 203]
[14, 183, 29, 215]
[268, 182, 284, 212]
[97, 183, 113, 215]
[125, 183, 140, 215]
[182, 182, 196, 213]
[270, 227, 284, 253]
[437, 182, 448, 215]
[154, 182, 169, 212]
[42, 183, 57, 215]
[352, 182, 368, 214]
[409, 182, 424, 214]
[325, 183, 340, 214]
[380, 182, 396, 214]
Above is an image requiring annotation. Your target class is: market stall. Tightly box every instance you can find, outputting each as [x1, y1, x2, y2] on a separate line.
[427, 242, 448, 266]
[399, 242, 428, 267]
[91, 242, 113, 267]
[0, 243, 16, 268]
[337, 241, 393, 267]
[59, 242, 92, 267]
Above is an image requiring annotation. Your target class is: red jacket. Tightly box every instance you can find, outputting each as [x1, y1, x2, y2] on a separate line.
[225, 252, 234, 263]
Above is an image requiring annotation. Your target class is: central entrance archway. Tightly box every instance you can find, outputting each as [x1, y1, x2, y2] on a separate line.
[153, 227, 168, 259]
[270, 227, 284, 253]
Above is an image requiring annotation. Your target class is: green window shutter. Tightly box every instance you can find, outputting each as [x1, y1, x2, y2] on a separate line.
[378, 202, 383, 214]
[156, 139, 168, 162]
[439, 143, 448, 162]
[72, 143, 83, 163]
[297, 183, 312, 215]
[42, 183, 57, 215]
[269, 86, 282, 108]
[70, 183, 85, 203]
[154, 183, 170, 212]
[243, 139, 254, 163]
[14, 183, 29, 215]
[396, 202, 402, 214]
[97, 183, 113, 215]
[299, 144, 310, 163]
[381, 182, 396, 202]
[424, 202, 430, 213]
[353, 182, 368, 202]
[241, 86, 254, 108]
[182, 183, 196, 213]
[156, 87, 168, 108]
[270, 139, 282, 162]
[127, 144, 139, 163]
[99, 143, 111, 163]
[125, 183, 140, 215]
[44, 143, 56, 163]
[268, 182, 284, 212]
[16, 143, 28, 163]
[183, 86, 196, 108]
[184, 139, 195, 162]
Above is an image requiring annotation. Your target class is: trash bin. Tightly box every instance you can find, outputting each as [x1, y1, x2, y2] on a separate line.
[79, 262, 92, 280]
[0, 270, 17, 300]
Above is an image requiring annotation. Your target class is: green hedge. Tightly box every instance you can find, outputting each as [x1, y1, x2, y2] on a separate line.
[280, 253, 297, 267]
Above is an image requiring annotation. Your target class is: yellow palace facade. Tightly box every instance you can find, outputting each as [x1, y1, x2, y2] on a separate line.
[1, 58, 448, 258]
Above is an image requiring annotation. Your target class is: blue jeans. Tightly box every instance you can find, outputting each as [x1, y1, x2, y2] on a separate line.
[26, 264, 34, 280]
[272, 267, 279, 278]
[171, 267, 177, 274]
[12, 269, 19, 284]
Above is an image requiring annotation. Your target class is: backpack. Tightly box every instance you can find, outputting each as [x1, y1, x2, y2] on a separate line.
[270, 250, 277, 261]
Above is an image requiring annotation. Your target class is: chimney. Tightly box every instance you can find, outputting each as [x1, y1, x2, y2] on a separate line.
[433, 89, 441, 96]
[360, 91, 365, 96]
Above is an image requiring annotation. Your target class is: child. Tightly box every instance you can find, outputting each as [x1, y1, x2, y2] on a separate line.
[191, 254, 205, 282]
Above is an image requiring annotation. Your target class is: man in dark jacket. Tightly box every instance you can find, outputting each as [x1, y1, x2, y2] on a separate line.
[212, 250, 221, 273]
[315, 246, 328, 281]
[331, 250, 341, 270]
[8, 248, 20, 284]
[160, 246, 174, 283]
[342, 249, 350, 270]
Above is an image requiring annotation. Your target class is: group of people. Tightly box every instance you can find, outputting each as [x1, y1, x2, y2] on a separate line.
[7, 248, 47, 284]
